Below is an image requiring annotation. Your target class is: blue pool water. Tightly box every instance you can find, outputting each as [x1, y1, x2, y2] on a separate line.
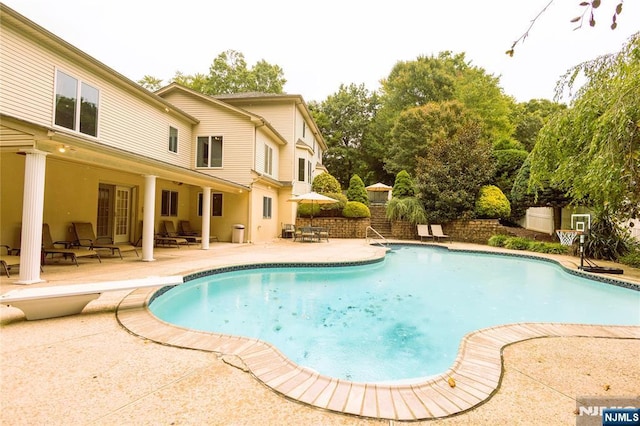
[150, 245, 640, 382]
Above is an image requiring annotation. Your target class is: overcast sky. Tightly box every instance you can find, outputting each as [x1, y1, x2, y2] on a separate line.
[5, 0, 639, 103]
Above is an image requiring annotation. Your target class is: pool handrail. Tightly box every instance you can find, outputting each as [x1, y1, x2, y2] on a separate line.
[365, 226, 390, 249]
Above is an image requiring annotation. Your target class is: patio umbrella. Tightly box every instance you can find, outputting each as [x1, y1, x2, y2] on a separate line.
[365, 182, 392, 192]
[287, 191, 338, 226]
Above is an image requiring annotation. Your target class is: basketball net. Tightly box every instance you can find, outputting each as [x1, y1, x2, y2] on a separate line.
[556, 230, 582, 246]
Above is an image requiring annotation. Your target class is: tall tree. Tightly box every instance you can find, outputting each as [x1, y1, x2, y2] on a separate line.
[529, 32, 640, 219]
[512, 99, 566, 151]
[385, 100, 480, 176]
[415, 122, 496, 223]
[172, 50, 286, 95]
[310, 83, 379, 187]
[137, 75, 163, 91]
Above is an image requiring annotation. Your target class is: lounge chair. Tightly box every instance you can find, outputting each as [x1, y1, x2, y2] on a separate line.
[0, 245, 23, 277]
[430, 224, 450, 242]
[178, 220, 218, 242]
[161, 221, 197, 244]
[43, 224, 101, 266]
[72, 222, 138, 258]
[417, 224, 433, 242]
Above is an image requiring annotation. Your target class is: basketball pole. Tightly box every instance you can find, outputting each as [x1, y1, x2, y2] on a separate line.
[579, 234, 585, 270]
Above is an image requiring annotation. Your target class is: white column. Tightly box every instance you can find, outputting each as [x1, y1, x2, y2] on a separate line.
[201, 187, 211, 250]
[142, 175, 156, 261]
[17, 149, 48, 284]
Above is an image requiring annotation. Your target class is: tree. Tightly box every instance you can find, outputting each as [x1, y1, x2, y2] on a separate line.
[346, 174, 369, 206]
[507, 0, 626, 56]
[392, 170, 416, 198]
[492, 149, 529, 200]
[512, 99, 566, 151]
[415, 123, 496, 223]
[137, 75, 163, 91]
[386, 100, 480, 176]
[529, 32, 640, 219]
[309, 84, 380, 187]
[171, 50, 286, 95]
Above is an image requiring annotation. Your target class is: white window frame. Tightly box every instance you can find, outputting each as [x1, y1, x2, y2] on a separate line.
[263, 196, 272, 219]
[196, 135, 223, 168]
[53, 68, 100, 137]
[264, 145, 273, 175]
[169, 126, 178, 153]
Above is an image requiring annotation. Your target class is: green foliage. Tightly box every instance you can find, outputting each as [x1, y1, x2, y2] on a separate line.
[510, 156, 570, 219]
[309, 84, 380, 187]
[386, 100, 478, 176]
[512, 99, 566, 152]
[475, 185, 511, 219]
[619, 248, 640, 268]
[415, 123, 496, 223]
[296, 193, 347, 218]
[137, 75, 163, 91]
[346, 174, 369, 206]
[488, 234, 510, 247]
[311, 173, 341, 194]
[342, 201, 371, 218]
[385, 197, 427, 225]
[490, 234, 569, 254]
[171, 50, 286, 95]
[492, 149, 529, 198]
[529, 33, 640, 219]
[584, 212, 633, 260]
[503, 237, 532, 250]
[392, 170, 415, 198]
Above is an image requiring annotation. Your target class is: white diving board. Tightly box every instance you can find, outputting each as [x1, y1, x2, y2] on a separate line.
[0, 275, 182, 320]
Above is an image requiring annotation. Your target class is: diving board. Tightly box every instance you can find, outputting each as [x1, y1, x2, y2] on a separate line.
[0, 275, 182, 320]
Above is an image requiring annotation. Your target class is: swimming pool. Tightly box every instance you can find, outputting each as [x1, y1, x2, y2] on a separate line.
[149, 245, 640, 383]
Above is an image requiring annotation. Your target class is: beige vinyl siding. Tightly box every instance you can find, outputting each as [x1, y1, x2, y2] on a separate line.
[233, 102, 296, 181]
[256, 129, 279, 179]
[1, 24, 194, 168]
[161, 92, 256, 186]
[0, 25, 57, 125]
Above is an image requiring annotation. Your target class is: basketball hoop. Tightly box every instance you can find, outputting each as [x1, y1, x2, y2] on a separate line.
[556, 229, 582, 246]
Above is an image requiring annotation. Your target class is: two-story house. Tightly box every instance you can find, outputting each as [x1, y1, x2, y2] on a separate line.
[0, 3, 327, 284]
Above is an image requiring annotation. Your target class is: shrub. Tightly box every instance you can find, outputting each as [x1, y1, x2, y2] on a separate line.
[619, 248, 640, 268]
[312, 173, 341, 193]
[297, 193, 347, 218]
[342, 201, 371, 218]
[475, 185, 511, 219]
[584, 212, 633, 260]
[503, 237, 531, 250]
[488, 234, 510, 247]
[385, 197, 427, 224]
[346, 174, 369, 206]
[392, 170, 415, 198]
[528, 241, 569, 254]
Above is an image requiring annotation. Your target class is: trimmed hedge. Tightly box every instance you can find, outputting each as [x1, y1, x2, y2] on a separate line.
[475, 185, 511, 219]
[488, 234, 568, 254]
[343, 201, 371, 218]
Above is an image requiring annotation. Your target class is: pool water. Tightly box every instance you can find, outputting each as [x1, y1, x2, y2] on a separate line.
[150, 245, 640, 382]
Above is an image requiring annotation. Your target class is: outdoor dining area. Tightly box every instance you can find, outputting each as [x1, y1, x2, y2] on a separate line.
[287, 191, 336, 243]
[296, 226, 329, 242]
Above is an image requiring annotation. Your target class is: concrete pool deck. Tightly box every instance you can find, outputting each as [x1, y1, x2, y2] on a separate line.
[1, 239, 639, 424]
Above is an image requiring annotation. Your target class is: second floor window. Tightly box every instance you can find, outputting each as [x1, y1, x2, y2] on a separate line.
[197, 136, 223, 168]
[161, 190, 178, 216]
[54, 69, 99, 137]
[298, 158, 305, 182]
[169, 127, 178, 153]
[264, 145, 273, 175]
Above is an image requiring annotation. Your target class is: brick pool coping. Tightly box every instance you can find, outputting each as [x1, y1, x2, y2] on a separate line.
[116, 247, 640, 421]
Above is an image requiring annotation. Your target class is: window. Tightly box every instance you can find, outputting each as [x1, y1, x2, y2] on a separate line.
[308, 160, 312, 183]
[54, 70, 99, 137]
[196, 136, 223, 167]
[264, 145, 273, 175]
[169, 127, 178, 153]
[263, 196, 272, 219]
[302, 121, 306, 138]
[298, 158, 305, 182]
[197, 192, 223, 217]
[161, 190, 178, 216]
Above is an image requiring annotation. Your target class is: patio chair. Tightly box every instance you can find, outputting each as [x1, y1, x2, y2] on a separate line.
[417, 224, 433, 242]
[72, 222, 138, 258]
[0, 244, 25, 277]
[43, 224, 101, 266]
[430, 224, 450, 242]
[282, 223, 296, 239]
[161, 221, 197, 244]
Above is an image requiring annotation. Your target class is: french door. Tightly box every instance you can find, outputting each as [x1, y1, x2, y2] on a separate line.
[97, 184, 132, 243]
